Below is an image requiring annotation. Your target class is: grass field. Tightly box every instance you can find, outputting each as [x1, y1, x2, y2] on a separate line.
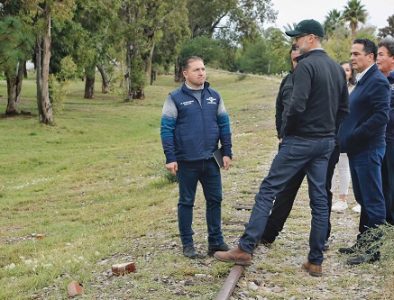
[0, 70, 393, 299]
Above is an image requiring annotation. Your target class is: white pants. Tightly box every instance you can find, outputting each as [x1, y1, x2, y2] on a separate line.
[332, 153, 351, 196]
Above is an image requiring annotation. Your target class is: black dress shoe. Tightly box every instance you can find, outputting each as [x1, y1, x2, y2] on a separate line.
[208, 242, 229, 256]
[338, 243, 361, 254]
[347, 252, 380, 265]
[183, 245, 199, 259]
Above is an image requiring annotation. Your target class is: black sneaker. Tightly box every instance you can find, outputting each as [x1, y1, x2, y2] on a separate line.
[347, 251, 380, 265]
[208, 242, 229, 256]
[183, 245, 198, 259]
[338, 243, 360, 254]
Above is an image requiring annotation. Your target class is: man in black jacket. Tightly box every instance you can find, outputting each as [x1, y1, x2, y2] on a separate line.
[214, 19, 349, 277]
[261, 43, 339, 252]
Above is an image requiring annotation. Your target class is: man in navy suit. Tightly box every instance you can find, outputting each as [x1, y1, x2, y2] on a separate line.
[338, 39, 391, 265]
[377, 37, 394, 225]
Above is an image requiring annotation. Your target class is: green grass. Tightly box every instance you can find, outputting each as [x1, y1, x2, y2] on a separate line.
[0, 71, 393, 299]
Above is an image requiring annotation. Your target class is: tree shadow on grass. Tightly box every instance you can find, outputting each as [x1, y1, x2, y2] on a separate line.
[0, 111, 35, 120]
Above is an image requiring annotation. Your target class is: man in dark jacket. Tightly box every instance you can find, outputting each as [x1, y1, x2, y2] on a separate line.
[261, 44, 339, 251]
[214, 19, 349, 277]
[377, 37, 394, 225]
[160, 56, 232, 258]
[338, 39, 390, 265]
[259, 44, 305, 245]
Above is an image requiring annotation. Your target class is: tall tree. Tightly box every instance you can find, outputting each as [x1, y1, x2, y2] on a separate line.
[0, 7, 34, 115]
[187, 0, 235, 38]
[264, 27, 289, 74]
[236, 27, 288, 75]
[71, 0, 122, 99]
[378, 15, 394, 38]
[187, 0, 276, 43]
[343, 0, 367, 37]
[226, 0, 277, 43]
[179, 0, 277, 80]
[323, 26, 352, 62]
[120, 0, 189, 100]
[323, 9, 344, 38]
[26, 0, 75, 124]
[153, 11, 190, 80]
[35, 1, 53, 124]
[236, 37, 269, 74]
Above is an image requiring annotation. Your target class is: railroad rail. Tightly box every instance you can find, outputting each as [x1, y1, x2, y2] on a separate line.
[215, 265, 245, 300]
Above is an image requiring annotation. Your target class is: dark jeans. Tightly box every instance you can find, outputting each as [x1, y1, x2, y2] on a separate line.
[261, 145, 340, 243]
[176, 159, 224, 247]
[382, 141, 394, 225]
[239, 136, 335, 265]
[348, 147, 386, 236]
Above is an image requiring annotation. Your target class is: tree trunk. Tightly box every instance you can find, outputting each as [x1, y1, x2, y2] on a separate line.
[174, 57, 183, 82]
[125, 42, 132, 101]
[16, 60, 25, 103]
[125, 43, 145, 101]
[84, 65, 95, 99]
[145, 42, 155, 85]
[132, 89, 145, 99]
[97, 64, 110, 94]
[351, 22, 357, 38]
[36, 4, 53, 125]
[23, 61, 28, 79]
[5, 61, 25, 115]
[84, 76, 95, 98]
[150, 69, 156, 86]
[6, 75, 18, 115]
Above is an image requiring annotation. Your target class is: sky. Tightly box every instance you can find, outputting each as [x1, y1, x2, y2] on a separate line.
[267, 0, 393, 31]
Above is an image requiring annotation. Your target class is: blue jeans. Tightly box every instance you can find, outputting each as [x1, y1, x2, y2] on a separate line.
[348, 147, 386, 235]
[382, 141, 394, 225]
[239, 136, 335, 265]
[261, 145, 340, 243]
[177, 159, 224, 247]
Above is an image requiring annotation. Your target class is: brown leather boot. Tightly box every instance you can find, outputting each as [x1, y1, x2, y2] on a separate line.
[213, 246, 252, 266]
[302, 261, 322, 277]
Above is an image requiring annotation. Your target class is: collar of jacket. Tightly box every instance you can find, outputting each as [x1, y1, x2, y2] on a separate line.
[181, 81, 210, 97]
[356, 64, 378, 86]
[388, 70, 394, 84]
[296, 49, 326, 62]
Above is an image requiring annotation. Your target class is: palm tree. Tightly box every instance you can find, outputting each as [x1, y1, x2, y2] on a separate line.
[343, 0, 367, 37]
[283, 22, 297, 33]
[282, 22, 297, 41]
[323, 9, 344, 38]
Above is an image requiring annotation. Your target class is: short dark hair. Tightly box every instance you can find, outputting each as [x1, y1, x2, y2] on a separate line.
[378, 37, 394, 57]
[353, 38, 377, 60]
[181, 56, 204, 71]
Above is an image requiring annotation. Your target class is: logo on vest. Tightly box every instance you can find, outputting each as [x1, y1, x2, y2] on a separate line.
[181, 100, 194, 106]
[206, 97, 217, 104]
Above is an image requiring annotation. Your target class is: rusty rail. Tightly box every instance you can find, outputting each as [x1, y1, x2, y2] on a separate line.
[215, 265, 245, 300]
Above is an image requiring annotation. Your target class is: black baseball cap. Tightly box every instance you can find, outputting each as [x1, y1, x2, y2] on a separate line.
[285, 19, 324, 38]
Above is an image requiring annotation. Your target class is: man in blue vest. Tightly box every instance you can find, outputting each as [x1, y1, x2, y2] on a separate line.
[338, 39, 390, 265]
[160, 56, 232, 258]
